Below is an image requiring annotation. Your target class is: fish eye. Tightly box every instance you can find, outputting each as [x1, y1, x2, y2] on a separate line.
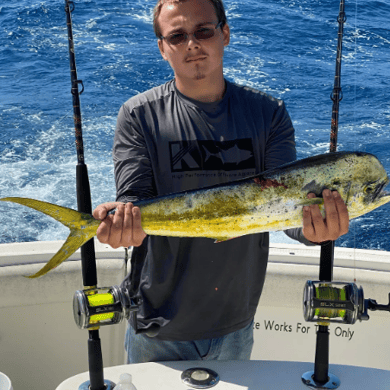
[364, 186, 374, 194]
[364, 181, 379, 195]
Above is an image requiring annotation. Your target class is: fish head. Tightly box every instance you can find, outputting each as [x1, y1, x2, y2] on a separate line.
[359, 175, 390, 211]
[346, 153, 390, 219]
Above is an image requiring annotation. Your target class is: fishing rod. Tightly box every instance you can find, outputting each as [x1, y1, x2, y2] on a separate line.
[64, 3, 141, 389]
[64, 2, 111, 390]
[296, 0, 388, 387]
[314, 0, 346, 386]
[299, 2, 389, 381]
[302, 1, 346, 388]
[329, 0, 346, 154]
[316, 0, 347, 384]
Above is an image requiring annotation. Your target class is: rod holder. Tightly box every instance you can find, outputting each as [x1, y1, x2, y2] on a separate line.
[78, 379, 116, 390]
[302, 370, 340, 389]
[302, 325, 340, 389]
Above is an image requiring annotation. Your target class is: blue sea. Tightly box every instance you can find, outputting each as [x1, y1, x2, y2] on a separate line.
[0, 0, 389, 250]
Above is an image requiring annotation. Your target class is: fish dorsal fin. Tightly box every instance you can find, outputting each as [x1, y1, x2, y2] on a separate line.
[0, 197, 100, 278]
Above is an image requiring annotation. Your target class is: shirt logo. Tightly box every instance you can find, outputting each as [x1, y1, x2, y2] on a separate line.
[170, 139, 255, 172]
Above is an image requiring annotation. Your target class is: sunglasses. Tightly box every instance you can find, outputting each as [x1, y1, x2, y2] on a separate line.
[159, 22, 223, 46]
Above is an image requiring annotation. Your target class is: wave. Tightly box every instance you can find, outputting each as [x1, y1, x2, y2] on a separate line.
[1, 0, 389, 249]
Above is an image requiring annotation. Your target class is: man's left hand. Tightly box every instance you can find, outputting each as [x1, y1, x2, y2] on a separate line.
[302, 189, 349, 244]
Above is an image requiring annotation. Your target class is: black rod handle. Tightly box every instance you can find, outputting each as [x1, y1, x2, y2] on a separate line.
[313, 325, 330, 384]
[319, 241, 335, 282]
[88, 330, 106, 390]
[76, 164, 97, 287]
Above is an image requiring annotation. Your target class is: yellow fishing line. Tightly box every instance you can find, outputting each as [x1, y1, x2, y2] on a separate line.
[315, 286, 347, 319]
[87, 293, 114, 306]
[87, 293, 115, 323]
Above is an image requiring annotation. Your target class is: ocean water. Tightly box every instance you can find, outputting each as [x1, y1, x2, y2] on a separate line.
[0, 0, 389, 250]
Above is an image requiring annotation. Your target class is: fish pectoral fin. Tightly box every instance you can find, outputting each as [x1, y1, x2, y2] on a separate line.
[297, 198, 324, 206]
[24, 229, 95, 279]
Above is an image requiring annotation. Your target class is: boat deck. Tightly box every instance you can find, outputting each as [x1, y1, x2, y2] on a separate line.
[0, 241, 389, 389]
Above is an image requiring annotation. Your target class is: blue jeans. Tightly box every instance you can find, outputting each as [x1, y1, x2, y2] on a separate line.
[124, 320, 254, 363]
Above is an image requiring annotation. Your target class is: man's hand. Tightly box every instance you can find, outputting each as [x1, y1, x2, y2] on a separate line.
[302, 189, 349, 244]
[93, 202, 147, 248]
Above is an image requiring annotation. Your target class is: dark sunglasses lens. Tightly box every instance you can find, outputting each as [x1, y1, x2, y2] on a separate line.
[194, 28, 215, 40]
[166, 27, 217, 45]
[167, 33, 187, 45]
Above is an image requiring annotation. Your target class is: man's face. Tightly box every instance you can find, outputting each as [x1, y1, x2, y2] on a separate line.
[157, 0, 230, 82]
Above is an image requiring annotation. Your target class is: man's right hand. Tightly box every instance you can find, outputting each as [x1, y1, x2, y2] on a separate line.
[93, 202, 147, 248]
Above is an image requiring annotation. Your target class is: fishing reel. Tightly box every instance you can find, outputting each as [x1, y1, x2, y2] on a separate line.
[302, 281, 390, 389]
[73, 286, 141, 330]
[303, 280, 390, 324]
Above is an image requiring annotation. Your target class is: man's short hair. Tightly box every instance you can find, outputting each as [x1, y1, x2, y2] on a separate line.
[153, 0, 228, 38]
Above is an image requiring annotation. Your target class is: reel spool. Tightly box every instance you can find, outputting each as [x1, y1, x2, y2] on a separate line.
[303, 281, 369, 324]
[73, 286, 140, 329]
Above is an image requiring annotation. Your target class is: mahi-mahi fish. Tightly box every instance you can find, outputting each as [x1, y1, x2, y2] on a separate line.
[1, 151, 389, 278]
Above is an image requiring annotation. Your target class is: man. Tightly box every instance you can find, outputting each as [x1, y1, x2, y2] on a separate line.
[93, 0, 349, 363]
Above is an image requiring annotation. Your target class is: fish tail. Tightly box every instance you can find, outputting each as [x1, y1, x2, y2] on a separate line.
[0, 197, 101, 278]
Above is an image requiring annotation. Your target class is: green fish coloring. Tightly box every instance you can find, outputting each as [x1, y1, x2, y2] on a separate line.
[1, 151, 389, 278]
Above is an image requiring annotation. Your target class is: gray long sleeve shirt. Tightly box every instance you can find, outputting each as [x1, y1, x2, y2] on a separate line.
[115, 79, 311, 341]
